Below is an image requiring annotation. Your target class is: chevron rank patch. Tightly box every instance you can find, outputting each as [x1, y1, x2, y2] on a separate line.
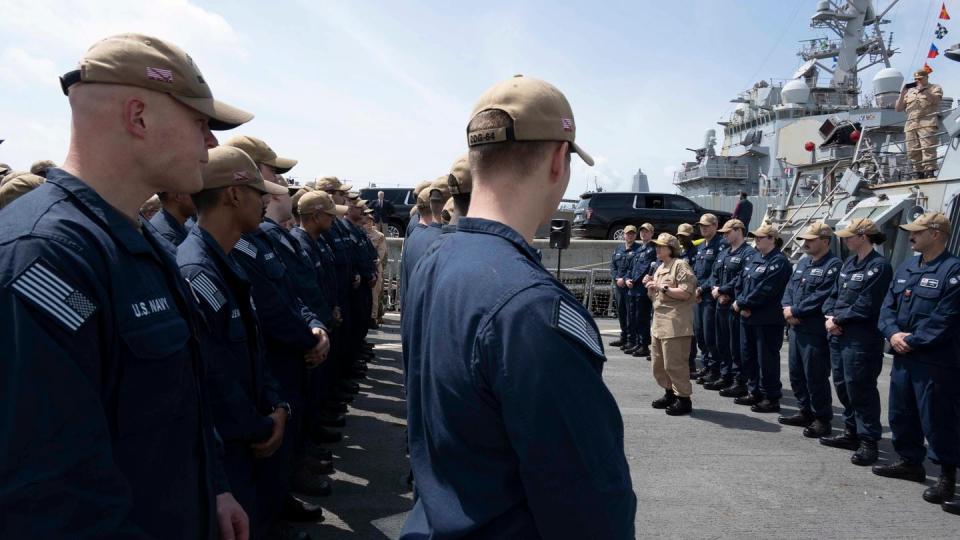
[188, 272, 226, 312]
[10, 260, 97, 331]
[234, 238, 258, 258]
[555, 298, 603, 357]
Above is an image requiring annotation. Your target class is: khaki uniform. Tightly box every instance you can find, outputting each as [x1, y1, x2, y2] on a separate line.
[648, 258, 698, 397]
[366, 227, 388, 320]
[903, 84, 943, 174]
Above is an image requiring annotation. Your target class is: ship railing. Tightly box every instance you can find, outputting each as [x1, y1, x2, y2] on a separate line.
[778, 160, 851, 257]
[673, 162, 750, 184]
[851, 111, 957, 183]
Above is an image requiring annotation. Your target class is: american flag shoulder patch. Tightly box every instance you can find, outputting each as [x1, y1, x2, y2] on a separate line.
[10, 260, 97, 332]
[188, 272, 227, 312]
[554, 297, 604, 357]
[234, 238, 258, 258]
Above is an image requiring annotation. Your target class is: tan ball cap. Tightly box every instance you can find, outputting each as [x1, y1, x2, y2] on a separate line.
[796, 221, 834, 240]
[623, 225, 638, 234]
[299, 191, 347, 217]
[836, 218, 880, 238]
[416, 189, 431, 211]
[900, 211, 952, 235]
[698, 213, 719, 226]
[447, 154, 472, 195]
[466, 75, 594, 166]
[718, 218, 745, 233]
[61, 33, 253, 131]
[201, 146, 286, 195]
[429, 176, 451, 202]
[677, 223, 694, 237]
[0, 172, 44, 208]
[223, 135, 297, 174]
[30, 160, 57, 175]
[748, 222, 780, 238]
[413, 179, 433, 198]
[639, 222, 654, 233]
[652, 232, 681, 255]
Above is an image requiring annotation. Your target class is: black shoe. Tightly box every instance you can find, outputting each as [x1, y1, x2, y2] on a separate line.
[610, 339, 624, 347]
[316, 412, 346, 428]
[304, 443, 333, 461]
[750, 399, 780, 413]
[820, 428, 859, 451]
[283, 493, 325, 522]
[702, 370, 722, 384]
[719, 382, 748, 398]
[942, 497, 960, 516]
[803, 419, 831, 438]
[291, 470, 332, 497]
[851, 439, 879, 466]
[703, 377, 732, 391]
[312, 426, 343, 444]
[924, 466, 957, 504]
[651, 390, 677, 409]
[778, 412, 814, 427]
[734, 394, 761, 406]
[636, 346, 650, 357]
[623, 344, 639, 354]
[665, 397, 692, 416]
[872, 460, 927, 483]
[300, 455, 334, 475]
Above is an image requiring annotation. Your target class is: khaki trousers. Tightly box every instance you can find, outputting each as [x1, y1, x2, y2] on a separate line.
[906, 126, 939, 174]
[651, 336, 693, 398]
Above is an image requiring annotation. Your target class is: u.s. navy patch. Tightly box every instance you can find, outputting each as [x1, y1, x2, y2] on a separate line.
[554, 298, 603, 357]
[920, 278, 940, 289]
[10, 260, 97, 331]
[234, 238, 258, 258]
[188, 272, 227, 312]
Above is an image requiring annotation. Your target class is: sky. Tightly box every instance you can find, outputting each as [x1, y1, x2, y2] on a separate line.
[1, 0, 957, 198]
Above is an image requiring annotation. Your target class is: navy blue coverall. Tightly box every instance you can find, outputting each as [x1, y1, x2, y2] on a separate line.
[735, 248, 792, 400]
[712, 241, 756, 383]
[782, 252, 841, 421]
[627, 241, 657, 348]
[879, 250, 960, 465]
[0, 170, 223, 539]
[610, 241, 641, 342]
[693, 235, 722, 374]
[401, 217, 636, 539]
[149, 207, 190, 247]
[823, 250, 892, 441]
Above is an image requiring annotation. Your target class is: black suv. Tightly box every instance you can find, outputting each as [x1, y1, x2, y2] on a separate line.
[572, 192, 731, 240]
[359, 187, 415, 237]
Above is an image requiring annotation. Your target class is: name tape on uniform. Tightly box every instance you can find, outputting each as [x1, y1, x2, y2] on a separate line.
[10, 260, 97, 331]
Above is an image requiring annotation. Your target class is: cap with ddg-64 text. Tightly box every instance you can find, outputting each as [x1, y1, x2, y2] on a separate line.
[466, 75, 594, 166]
[60, 33, 252, 130]
[224, 135, 298, 174]
[201, 146, 286, 195]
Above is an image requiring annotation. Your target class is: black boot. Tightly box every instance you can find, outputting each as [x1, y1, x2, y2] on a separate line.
[623, 343, 638, 354]
[820, 428, 859, 451]
[283, 493, 325, 522]
[803, 419, 832, 438]
[719, 381, 748, 398]
[651, 390, 677, 409]
[851, 439, 879, 466]
[610, 339, 624, 347]
[734, 394, 761, 406]
[665, 397, 692, 416]
[697, 369, 719, 385]
[924, 465, 957, 504]
[291, 467, 333, 497]
[942, 497, 960, 516]
[778, 412, 814, 427]
[872, 459, 927, 482]
[750, 399, 780, 413]
[633, 345, 650, 358]
[703, 376, 732, 391]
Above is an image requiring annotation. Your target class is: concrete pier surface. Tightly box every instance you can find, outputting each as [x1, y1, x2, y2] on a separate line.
[296, 314, 958, 539]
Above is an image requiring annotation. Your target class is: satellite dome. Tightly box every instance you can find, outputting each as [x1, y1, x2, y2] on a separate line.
[781, 79, 810, 105]
[873, 68, 904, 108]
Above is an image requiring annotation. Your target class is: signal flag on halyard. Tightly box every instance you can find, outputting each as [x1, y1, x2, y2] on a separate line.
[929, 43, 940, 58]
[940, 2, 951, 20]
[936, 23, 949, 39]
[924, 62, 934, 74]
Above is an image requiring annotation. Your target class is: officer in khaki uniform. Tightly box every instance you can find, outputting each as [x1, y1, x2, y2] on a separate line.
[896, 69, 943, 178]
[646, 233, 698, 416]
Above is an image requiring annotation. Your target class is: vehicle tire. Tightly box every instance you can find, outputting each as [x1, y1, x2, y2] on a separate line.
[386, 223, 401, 238]
[608, 227, 625, 241]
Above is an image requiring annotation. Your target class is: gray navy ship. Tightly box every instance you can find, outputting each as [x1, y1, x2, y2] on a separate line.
[674, 0, 960, 267]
